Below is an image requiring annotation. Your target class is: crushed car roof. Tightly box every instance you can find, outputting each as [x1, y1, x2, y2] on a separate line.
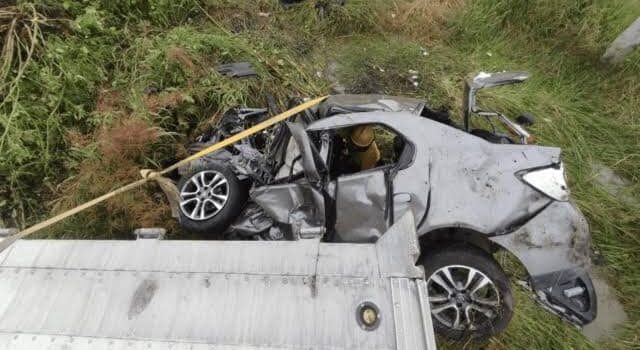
[318, 94, 425, 117]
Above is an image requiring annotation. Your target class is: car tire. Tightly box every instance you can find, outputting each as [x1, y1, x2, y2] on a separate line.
[421, 244, 513, 341]
[177, 162, 247, 236]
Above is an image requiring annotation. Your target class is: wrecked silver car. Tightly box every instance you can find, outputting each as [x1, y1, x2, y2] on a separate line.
[176, 72, 597, 340]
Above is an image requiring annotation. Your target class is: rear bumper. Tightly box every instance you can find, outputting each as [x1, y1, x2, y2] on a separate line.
[490, 201, 597, 325]
[531, 268, 597, 325]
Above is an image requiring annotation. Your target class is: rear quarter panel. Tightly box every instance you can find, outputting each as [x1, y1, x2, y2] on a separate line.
[423, 139, 559, 235]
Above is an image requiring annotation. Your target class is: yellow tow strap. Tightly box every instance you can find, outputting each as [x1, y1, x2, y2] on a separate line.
[0, 96, 328, 252]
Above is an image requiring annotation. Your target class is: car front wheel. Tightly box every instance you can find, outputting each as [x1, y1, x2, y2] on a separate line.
[177, 162, 247, 236]
[421, 244, 513, 341]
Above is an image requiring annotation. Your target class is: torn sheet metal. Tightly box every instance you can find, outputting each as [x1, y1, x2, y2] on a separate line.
[274, 135, 304, 180]
[251, 182, 326, 238]
[228, 203, 275, 238]
[0, 214, 436, 350]
[229, 143, 274, 184]
[285, 122, 324, 184]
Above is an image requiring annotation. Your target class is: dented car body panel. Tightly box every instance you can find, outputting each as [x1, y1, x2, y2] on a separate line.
[307, 111, 559, 235]
[490, 201, 597, 325]
[491, 201, 592, 276]
[331, 170, 389, 242]
[252, 182, 326, 238]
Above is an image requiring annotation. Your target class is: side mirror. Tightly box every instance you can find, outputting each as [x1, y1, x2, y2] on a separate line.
[516, 113, 536, 127]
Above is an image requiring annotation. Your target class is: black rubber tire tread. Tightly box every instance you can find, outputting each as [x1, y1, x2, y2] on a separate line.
[177, 162, 247, 237]
[421, 243, 514, 342]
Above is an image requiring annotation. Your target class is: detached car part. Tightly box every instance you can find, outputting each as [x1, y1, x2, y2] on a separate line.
[464, 71, 531, 144]
[215, 62, 257, 78]
[176, 72, 597, 340]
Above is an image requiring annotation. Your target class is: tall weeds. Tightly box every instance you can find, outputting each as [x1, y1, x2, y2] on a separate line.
[0, 4, 72, 226]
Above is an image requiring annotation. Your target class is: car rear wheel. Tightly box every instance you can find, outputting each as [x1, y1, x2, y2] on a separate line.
[421, 244, 513, 341]
[177, 162, 247, 236]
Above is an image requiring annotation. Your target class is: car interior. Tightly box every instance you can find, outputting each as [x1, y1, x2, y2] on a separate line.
[307, 124, 408, 179]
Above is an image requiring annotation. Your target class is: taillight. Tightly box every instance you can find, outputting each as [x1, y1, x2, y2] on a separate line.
[521, 162, 570, 201]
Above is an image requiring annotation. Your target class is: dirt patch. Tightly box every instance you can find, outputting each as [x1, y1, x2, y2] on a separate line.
[95, 88, 126, 114]
[166, 47, 197, 72]
[128, 279, 158, 319]
[143, 90, 185, 113]
[64, 129, 92, 148]
[382, 0, 464, 41]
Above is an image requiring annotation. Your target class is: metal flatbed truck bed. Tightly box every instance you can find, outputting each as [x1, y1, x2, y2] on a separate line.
[0, 214, 436, 350]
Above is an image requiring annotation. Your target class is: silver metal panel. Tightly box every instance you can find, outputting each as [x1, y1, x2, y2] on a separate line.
[0, 239, 321, 276]
[0, 333, 308, 350]
[417, 279, 438, 350]
[0, 214, 436, 349]
[391, 278, 437, 350]
[0, 239, 391, 278]
[0, 269, 399, 349]
[376, 212, 423, 278]
[0, 215, 425, 280]
[316, 244, 380, 276]
[318, 94, 424, 117]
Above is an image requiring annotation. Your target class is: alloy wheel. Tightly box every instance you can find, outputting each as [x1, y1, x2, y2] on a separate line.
[179, 170, 229, 221]
[426, 265, 501, 331]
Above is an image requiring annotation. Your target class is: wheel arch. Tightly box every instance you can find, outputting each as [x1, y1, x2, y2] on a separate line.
[418, 227, 500, 257]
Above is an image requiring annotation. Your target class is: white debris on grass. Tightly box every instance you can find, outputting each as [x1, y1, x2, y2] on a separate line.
[407, 69, 419, 87]
[592, 163, 636, 206]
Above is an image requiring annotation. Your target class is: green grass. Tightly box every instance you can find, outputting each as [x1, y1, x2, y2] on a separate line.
[1, 0, 639, 348]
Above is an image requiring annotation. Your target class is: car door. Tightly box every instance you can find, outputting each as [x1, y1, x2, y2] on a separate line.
[283, 121, 391, 243]
[305, 114, 428, 239]
[330, 167, 391, 242]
